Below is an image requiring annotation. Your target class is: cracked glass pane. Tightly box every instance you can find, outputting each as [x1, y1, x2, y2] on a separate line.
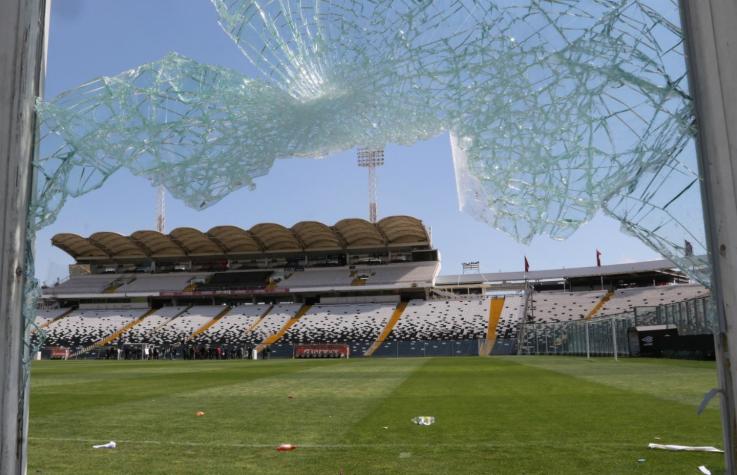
[31, 1, 706, 336]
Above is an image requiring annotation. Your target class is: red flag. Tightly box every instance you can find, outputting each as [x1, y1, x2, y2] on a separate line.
[596, 249, 602, 267]
[524, 256, 530, 273]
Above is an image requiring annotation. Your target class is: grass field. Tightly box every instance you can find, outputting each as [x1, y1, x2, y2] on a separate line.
[28, 357, 724, 474]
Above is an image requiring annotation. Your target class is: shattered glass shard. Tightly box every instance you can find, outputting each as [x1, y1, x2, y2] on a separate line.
[34, 0, 705, 285]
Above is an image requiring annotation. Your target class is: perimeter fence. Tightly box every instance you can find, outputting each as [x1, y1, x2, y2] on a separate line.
[518, 296, 714, 358]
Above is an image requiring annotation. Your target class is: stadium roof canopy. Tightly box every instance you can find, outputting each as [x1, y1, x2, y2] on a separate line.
[436, 259, 685, 287]
[52, 216, 430, 261]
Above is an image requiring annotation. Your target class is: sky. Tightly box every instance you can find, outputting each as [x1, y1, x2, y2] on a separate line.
[34, 0, 663, 286]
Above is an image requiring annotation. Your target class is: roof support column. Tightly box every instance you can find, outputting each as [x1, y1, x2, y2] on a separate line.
[0, 0, 50, 473]
[680, 0, 737, 472]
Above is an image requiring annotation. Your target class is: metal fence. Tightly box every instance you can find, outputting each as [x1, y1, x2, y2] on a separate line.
[518, 296, 714, 357]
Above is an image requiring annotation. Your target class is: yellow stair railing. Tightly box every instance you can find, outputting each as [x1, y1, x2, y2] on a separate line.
[255, 304, 311, 352]
[364, 301, 408, 357]
[188, 306, 233, 340]
[585, 291, 614, 320]
[94, 307, 156, 347]
[480, 298, 505, 356]
[245, 304, 274, 335]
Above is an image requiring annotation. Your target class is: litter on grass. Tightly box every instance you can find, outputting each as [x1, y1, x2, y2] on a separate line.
[698, 465, 712, 475]
[647, 443, 722, 453]
[276, 444, 297, 452]
[637, 458, 646, 463]
[196, 411, 205, 417]
[412, 416, 435, 426]
[92, 441, 116, 449]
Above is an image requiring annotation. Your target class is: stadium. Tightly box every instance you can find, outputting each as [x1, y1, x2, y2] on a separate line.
[38, 216, 710, 362]
[2, 0, 737, 474]
[26, 216, 720, 473]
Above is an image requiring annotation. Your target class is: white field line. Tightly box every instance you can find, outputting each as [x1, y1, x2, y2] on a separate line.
[29, 437, 648, 450]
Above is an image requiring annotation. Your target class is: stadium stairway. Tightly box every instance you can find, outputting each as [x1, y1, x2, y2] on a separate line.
[585, 291, 614, 320]
[94, 307, 157, 348]
[480, 298, 505, 356]
[72, 306, 192, 358]
[363, 301, 408, 357]
[245, 304, 275, 334]
[188, 306, 233, 340]
[255, 304, 312, 352]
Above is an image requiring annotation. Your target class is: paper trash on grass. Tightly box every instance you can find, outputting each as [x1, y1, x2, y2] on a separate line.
[647, 443, 722, 453]
[698, 466, 712, 475]
[412, 416, 435, 426]
[92, 441, 116, 449]
[276, 444, 297, 452]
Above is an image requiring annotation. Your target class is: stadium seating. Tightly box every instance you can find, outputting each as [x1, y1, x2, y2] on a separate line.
[115, 274, 206, 293]
[193, 303, 270, 345]
[282, 262, 437, 289]
[197, 271, 273, 291]
[387, 298, 490, 341]
[495, 295, 525, 340]
[283, 303, 395, 355]
[594, 284, 708, 317]
[33, 308, 70, 329]
[43, 309, 144, 347]
[116, 306, 187, 344]
[526, 290, 607, 323]
[353, 262, 438, 286]
[45, 275, 119, 295]
[251, 304, 302, 343]
[281, 268, 352, 288]
[147, 306, 227, 345]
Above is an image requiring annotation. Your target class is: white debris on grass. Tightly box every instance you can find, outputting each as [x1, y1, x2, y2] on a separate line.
[647, 443, 722, 453]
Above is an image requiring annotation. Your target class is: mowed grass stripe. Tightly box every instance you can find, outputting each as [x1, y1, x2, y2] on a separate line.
[510, 356, 719, 409]
[30, 360, 314, 416]
[28, 357, 724, 474]
[330, 358, 724, 474]
[28, 358, 426, 474]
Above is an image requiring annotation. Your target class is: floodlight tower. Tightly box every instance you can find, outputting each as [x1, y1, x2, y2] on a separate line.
[357, 147, 384, 223]
[156, 185, 166, 233]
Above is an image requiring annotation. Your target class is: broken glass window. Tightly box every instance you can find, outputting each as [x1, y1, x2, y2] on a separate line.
[33, 0, 705, 291]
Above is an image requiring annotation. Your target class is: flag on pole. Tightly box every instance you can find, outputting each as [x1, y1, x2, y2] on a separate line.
[596, 249, 602, 267]
[524, 256, 530, 273]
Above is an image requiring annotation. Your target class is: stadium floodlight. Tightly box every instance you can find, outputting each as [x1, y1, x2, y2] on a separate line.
[156, 185, 166, 234]
[356, 147, 384, 223]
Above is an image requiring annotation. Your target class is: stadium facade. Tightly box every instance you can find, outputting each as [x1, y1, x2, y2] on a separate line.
[37, 216, 710, 360]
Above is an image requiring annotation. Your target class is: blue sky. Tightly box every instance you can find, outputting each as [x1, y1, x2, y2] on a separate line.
[35, 0, 662, 285]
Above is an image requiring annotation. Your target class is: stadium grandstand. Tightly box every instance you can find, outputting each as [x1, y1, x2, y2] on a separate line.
[36, 216, 710, 360]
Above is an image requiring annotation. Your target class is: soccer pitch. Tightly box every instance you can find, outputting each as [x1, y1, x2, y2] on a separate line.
[28, 357, 723, 474]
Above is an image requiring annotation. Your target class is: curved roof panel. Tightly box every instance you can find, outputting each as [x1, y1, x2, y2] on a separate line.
[170, 227, 224, 255]
[52, 233, 109, 259]
[292, 221, 342, 250]
[207, 226, 261, 253]
[250, 223, 301, 251]
[51, 216, 429, 260]
[130, 231, 187, 257]
[378, 216, 428, 244]
[334, 218, 385, 248]
[89, 232, 147, 258]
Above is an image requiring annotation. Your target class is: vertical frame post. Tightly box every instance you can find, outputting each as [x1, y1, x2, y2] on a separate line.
[680, 1, 737, 471]
[0, 1, 49, 473]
